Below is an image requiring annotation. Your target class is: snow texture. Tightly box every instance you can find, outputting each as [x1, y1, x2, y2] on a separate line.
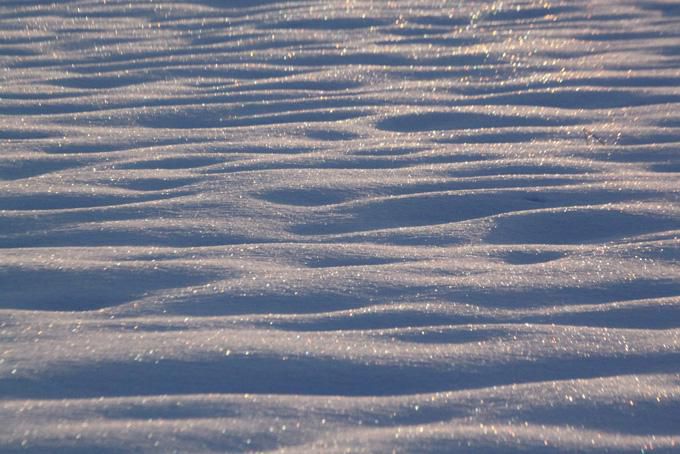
[1, 0, 679, 452]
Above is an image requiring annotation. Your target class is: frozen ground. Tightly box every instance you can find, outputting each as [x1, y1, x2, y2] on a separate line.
[1, 0, 679, 452]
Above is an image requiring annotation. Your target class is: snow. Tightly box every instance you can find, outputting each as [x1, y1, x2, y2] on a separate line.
[1, 0, 679, 451]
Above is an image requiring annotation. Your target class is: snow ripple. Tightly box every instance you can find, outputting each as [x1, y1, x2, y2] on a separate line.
[1, 0, 679, 451]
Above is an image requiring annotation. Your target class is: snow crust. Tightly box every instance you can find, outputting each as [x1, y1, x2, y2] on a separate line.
[1, 0, 679, 451]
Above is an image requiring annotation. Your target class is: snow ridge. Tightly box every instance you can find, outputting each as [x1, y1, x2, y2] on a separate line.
[1, 0, 679, 451]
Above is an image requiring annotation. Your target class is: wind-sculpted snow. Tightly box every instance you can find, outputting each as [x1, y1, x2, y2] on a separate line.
[1, 0, 679, 452]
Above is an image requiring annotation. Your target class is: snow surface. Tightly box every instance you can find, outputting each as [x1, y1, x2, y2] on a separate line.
[1, 0, 679, 452]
